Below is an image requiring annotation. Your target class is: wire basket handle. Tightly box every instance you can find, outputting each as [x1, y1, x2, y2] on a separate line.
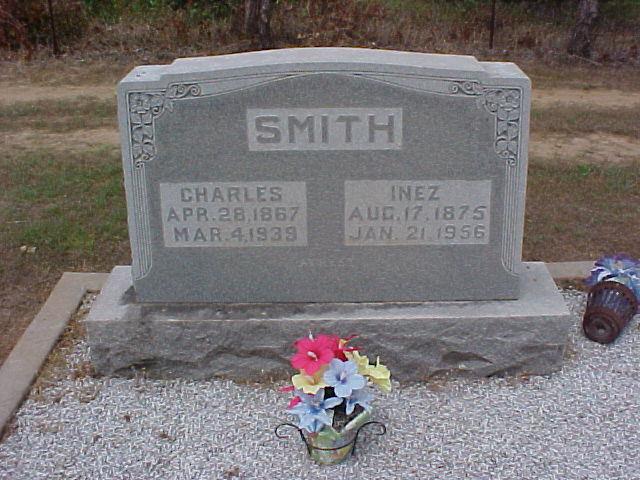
[352, 421, 387, 456]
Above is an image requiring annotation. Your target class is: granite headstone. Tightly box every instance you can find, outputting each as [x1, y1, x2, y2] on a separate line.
[87, 49, 570, 381]
[117, 48, 531, 303]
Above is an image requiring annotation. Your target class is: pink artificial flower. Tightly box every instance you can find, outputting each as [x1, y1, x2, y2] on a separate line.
[317, 334, 345, 360]
[279, 385, 295, 393]
[291, 335, 335, 375]
[288, 396, 302, 409]
[325, 334, 360, 361]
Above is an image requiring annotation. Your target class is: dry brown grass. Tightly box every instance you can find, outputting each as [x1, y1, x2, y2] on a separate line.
[0, 261, 59, 367]
[524, 63, 640, 91]
[0, 146, 129, 365]
[0, 97, 116, 132]
[532, 105, 640, 138]
[29, 294, 97, 403]
[2, 0, 639, 68]
[524, 160, 640, 262]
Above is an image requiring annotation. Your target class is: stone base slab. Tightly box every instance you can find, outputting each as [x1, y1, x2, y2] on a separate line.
[86, 262, 572, 381]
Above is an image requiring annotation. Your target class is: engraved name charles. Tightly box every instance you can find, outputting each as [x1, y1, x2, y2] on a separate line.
[247, 108, 402, 151]
[160, 182, 308, 247]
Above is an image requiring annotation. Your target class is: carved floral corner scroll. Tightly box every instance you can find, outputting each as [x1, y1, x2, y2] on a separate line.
[127, 83, 202, 167]
[448, 80, 522, 167]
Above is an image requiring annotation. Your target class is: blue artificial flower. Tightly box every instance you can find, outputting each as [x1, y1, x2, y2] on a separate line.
[585, 254, 640, 299]
[628, 274, 640, 300]
[323, 359, 366, 398]
[345, 387, 374, 415]
[287, 389, 343, 433]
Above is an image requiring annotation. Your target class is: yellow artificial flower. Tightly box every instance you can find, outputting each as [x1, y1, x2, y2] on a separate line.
[291, 370, 328, 394]
[345, 350, 371, 376]
[346, 351, 391, 392]
[367, 357, 392, 393]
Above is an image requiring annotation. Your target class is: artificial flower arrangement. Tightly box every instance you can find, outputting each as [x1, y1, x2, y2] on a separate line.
[277, 333, 390, 464]
[583, 254, 640, 344]
[584, 254, 640, 299]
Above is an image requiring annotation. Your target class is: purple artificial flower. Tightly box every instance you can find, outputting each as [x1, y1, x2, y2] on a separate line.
[323, 359, 366, 398]
[345, 387, 374, 415]
[585, 253, 640, 299]
[287, 389, 343, 434]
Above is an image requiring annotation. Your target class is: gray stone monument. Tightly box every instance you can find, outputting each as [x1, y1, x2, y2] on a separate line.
[87, 48, 571, 380]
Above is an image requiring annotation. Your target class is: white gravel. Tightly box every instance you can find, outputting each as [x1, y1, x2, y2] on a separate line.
[1, 290, 640, 479]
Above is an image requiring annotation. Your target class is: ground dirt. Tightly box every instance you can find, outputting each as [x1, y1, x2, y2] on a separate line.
[3, 84, 640, 108]
[3, 128, 119, 152]
[0, 84, 116, 104]
[0, 263, 59, 367]
[6, 129, 638, 164]
[530, 133, 640, 164]
[3, 84, 640, 164]
[532, 88, 640, 109]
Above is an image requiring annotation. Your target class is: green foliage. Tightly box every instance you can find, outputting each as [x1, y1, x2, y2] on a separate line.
[383, 0, 484, 17]
[601, 0, 640, 25]
[577, 164, 593, 177]
[82, 0, 239, 24]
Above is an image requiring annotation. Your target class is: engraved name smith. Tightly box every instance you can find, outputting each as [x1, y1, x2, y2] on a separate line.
[247, 108, 402, 151]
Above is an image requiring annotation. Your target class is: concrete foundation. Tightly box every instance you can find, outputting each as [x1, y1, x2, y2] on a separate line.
[86, 262, 571, 381]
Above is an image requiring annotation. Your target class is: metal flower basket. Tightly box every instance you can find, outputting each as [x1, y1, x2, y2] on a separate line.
[583, 281, 639, 344]
[276, 409, 386, 465]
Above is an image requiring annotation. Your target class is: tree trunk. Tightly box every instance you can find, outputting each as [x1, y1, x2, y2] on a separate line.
[567, 0, 599, 58]
[46, 0, 60, 56]
[489, 0, 497, 49]
[258, 0, 272, 49]
[244, 0, 273, 49]
[244, 0, 259, 35]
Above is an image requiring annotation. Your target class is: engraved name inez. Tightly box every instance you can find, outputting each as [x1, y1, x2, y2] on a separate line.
[345, 180, 491, 246]
[247, 108, 403, 151]
[160, 182, 307, 247]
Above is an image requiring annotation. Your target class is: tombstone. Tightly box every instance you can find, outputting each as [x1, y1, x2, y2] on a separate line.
[87, 48, 571, 380]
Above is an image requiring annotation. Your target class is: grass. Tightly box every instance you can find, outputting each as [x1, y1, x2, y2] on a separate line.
[0, 146, 129, 365]
[3, 59, 639, 93]
[30, 298, 96, 403]
[531, 106, 640, 138]
[524, 160, 640, 262]
[0, 59, 133, 87]
[525, 64, 640, 91]
[1, 149, 637, 295]
[0, 97, 636, 270]
[0, 147, 129, 267]
[0, 97, 117, 132]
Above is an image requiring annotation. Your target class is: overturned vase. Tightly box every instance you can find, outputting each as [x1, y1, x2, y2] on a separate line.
[583, 281, 638, 344]
[276, 408, 386, 465]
